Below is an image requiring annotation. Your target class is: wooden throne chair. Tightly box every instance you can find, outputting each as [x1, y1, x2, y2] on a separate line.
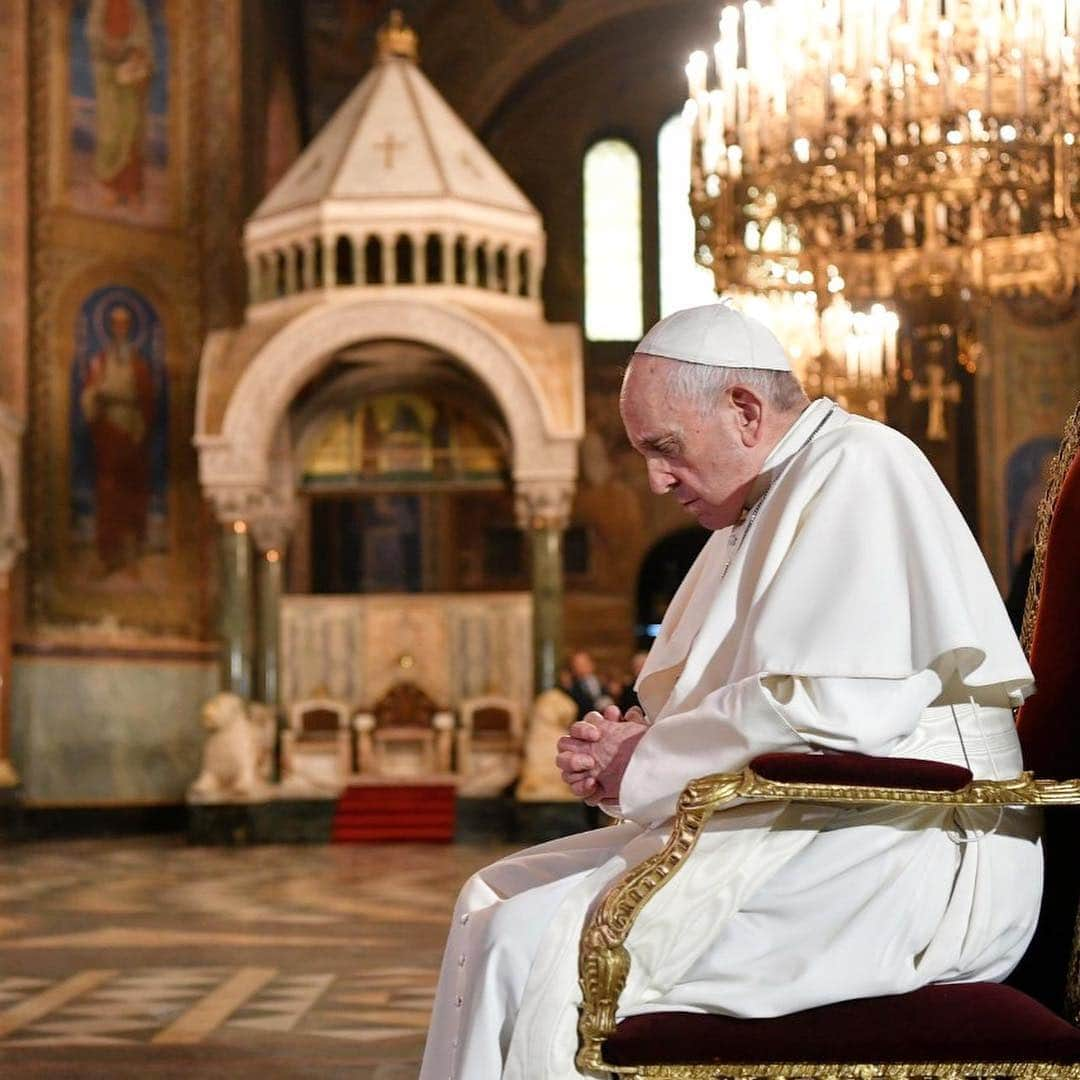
[456, 695, 525, 796]
[280, 697, 353, 791]
[353, 681, 454, 777]
[576, 400, 1080, 1078]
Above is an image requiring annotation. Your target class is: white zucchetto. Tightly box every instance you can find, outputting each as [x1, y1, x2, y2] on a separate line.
[635, 298, 792, 372]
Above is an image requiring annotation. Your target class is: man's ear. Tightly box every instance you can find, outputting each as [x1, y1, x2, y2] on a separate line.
[729, 386, 765, 446]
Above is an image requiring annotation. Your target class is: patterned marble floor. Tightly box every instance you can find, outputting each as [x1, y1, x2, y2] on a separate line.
[0, 838, 513, 1077]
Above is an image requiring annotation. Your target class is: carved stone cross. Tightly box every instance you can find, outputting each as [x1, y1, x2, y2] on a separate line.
[909, 362, 962, 441]
[374, 133, 406, 169]
[459, 151, 482, 179]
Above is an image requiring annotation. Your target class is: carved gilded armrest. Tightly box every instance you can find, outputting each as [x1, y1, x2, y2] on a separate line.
[576, 766, 1080, 1074]
[577, 771, 744, 1073]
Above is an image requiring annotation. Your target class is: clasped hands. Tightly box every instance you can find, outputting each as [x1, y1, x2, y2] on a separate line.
[555, 704, 647, 806]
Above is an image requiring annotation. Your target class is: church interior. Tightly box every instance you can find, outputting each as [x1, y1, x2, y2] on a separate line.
[1, 0, 1079, 1075]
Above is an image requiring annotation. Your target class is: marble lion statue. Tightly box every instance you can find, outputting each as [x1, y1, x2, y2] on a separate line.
[188, 692, 275, 801]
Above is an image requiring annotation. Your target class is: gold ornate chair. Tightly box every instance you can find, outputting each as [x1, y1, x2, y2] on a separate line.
[577, 401, 1080, 1078]
[456, 695, 524, 796]
[353, 681, 454, 777]
[280, 697, 353, 790]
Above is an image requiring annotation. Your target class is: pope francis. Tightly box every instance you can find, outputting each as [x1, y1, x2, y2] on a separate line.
[419, 301, 1042, 1079]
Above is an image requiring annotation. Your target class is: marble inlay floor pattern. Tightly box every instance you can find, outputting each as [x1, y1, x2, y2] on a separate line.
[0, 838, 512, 1077]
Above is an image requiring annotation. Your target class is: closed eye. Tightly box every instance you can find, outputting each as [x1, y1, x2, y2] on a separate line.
[640, 433, 679, 455]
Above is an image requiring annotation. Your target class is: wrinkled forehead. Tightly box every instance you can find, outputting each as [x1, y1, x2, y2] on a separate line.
[620, 358, 688, 447]
[621, 352, 674, 402]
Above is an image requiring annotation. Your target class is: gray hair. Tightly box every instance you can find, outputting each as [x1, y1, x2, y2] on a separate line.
[627, 357, 809, 415]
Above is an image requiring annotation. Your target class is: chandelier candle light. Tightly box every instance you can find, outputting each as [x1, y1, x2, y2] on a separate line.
[685, 0, 1079, 422]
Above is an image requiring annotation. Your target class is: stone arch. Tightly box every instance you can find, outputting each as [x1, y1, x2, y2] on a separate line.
[635, 525, 709, 645]
[209, 298, 572, 496]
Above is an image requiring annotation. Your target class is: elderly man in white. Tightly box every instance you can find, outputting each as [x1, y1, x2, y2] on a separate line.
[420, 301, 1042, 1080]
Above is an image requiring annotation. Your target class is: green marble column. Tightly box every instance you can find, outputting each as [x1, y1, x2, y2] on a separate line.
[529, 524, 564, 694]
[0, 569, 16, 788]
[255, 548, 283, 707]
[219, 520, 254, 698]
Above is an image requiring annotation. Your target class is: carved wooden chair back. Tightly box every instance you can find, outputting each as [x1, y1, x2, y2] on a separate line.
[372, 682, 439, 729]
[287, 698, 350, 741]
[460, 696, 523, 741]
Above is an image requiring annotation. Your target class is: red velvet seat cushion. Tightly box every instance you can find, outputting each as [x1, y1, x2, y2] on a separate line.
[750, 751, 973, 792]
[603, 984, 1080, 1065]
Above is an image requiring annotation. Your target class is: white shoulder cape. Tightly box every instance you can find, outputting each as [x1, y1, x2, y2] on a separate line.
[638, 403, 1033, 722]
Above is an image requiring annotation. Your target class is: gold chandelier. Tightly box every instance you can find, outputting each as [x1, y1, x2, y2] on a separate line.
[686, 0, 1080, 427]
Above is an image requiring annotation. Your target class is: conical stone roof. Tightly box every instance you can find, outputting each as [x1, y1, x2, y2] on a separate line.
[245, 42, 542, 252]
[252, 58, 538, 225]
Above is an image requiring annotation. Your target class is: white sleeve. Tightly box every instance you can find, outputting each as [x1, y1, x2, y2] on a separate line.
[617, 668, 943, 826]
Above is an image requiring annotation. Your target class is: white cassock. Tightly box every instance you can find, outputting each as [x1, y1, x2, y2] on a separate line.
[420, 398, 1043, 1080]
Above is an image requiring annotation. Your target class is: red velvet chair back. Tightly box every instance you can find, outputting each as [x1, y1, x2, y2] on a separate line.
[299, 708, 343, 737]
[1016, 405, 1080, 780]
[373, 681, 439, 728]
[1009, 401, 1080, 1019]
[472, 705, 513, 734]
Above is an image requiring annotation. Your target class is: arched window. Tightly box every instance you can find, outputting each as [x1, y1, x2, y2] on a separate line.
[583, 138, 643, 341]
[494, 246, 509, 292]
[364, 236, 383, 284]
[454, 236, 468, 284]
[517, 250, 530, 297]
[657, 112, 717, 318]
[395, 234, 414, 284]
[335, 236, 354, 285]
[425, 233, 443, 283]
[475, 243, 489, 288]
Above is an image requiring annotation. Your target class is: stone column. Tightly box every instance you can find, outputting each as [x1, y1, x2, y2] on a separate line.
[323, 235, 337, 287]
[441, 233, 453, 284]
[516, 481, 573, 694]
[529, 246, 543, 298]
[250, 513, 294, 708]
[465, 237, 478, 287]
[507, 248, 521, 296]
[0, 561, 16, 789]
[247, 257, 260, 305]
[284, 247, 298, 295]
[412, 233, 424, 284]
[0, 407, 26, 790]
[219, 518, 254, 698]
[381, 234, 392, 284]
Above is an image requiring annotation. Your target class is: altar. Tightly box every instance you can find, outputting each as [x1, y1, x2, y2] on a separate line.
[279, 593, 532, 715]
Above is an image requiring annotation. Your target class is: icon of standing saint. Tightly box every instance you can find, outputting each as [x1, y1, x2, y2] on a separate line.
[69, 285, 169, 580]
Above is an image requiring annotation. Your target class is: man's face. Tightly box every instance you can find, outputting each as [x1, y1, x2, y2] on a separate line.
[108, 306, 133, 341]
[620, 355, 763, 531]
[569, 651, 593, 679]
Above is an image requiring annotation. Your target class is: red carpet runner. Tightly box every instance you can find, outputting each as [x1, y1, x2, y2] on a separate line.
[331, 783, 456, 842]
